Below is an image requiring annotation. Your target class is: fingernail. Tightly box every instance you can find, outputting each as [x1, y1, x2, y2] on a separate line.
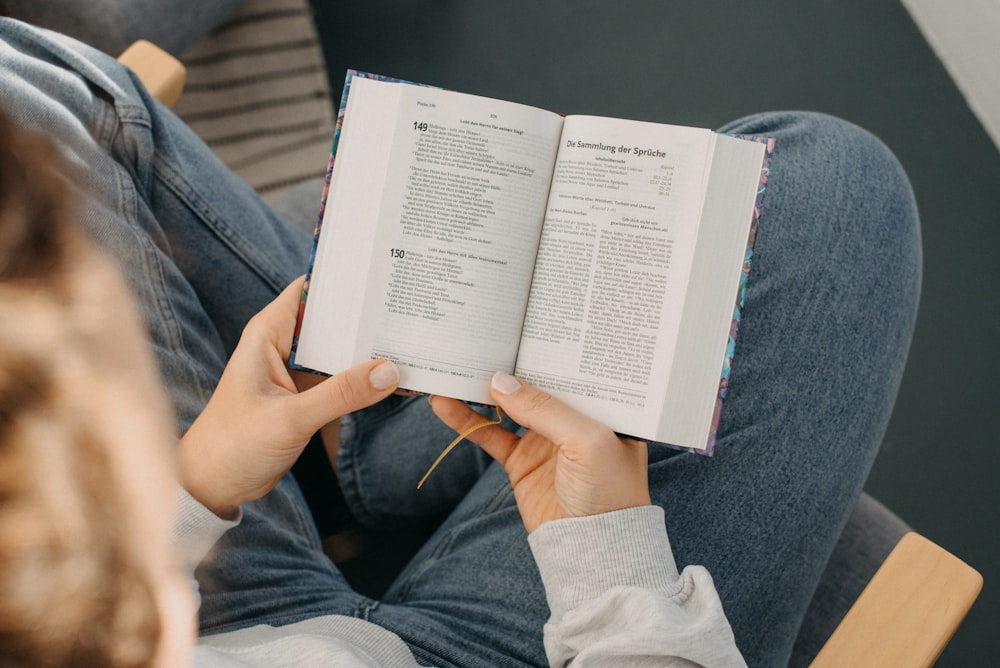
[369, 362, 400, 390]
[491, 371, 521, 395]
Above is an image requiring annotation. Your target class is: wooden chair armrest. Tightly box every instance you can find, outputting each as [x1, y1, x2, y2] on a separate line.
[117, 40, 186, 107]
[810, 531, 982, 668]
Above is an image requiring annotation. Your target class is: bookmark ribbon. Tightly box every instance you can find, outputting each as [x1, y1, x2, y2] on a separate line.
[417, 406, 503, 489]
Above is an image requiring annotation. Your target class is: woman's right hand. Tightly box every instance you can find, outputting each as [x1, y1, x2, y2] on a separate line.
[430, 373, 651, 533]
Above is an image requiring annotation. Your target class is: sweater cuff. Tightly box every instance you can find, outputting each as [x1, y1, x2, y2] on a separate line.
[174, 486, 241, 571]
[527, 505, 681, 620]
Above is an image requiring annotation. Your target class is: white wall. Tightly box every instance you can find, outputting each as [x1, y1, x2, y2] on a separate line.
[902, 0, 1000, 152]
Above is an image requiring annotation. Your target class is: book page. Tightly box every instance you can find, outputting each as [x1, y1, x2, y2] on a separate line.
[295, 76, 564, 403]
[656, 134, 766, 450]
[514, 115, 715, 438]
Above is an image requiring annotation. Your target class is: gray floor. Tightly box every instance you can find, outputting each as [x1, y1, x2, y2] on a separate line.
[312, 1, 998, 664]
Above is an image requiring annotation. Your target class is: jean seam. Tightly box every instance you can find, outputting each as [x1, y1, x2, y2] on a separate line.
[337, 397, 430, 528]
[388, 480, 515, 603]
[278, 477, 328, 552]
[336, 413, 381, 529]
[151, 156, 291, 295]
[112, 118, 221, 409]
[352, 598, 380, 622]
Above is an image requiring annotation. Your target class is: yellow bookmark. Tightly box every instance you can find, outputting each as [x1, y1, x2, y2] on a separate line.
[417, 406, 503, 489]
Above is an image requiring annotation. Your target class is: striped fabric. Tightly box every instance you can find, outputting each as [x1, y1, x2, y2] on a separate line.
[173, 0, 334, 200]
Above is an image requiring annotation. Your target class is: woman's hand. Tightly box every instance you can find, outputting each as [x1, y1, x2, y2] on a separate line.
[178, 277, 399, 519]
[430, 373, 651, 533]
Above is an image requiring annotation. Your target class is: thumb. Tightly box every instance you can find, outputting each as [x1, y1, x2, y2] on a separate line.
[489, 372, 601, 445]
[291, 360, 399, 435]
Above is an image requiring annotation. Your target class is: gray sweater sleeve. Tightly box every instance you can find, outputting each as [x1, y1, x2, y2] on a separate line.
[176, 489, 744, 667]
[528, 506, 746, 667]
[174, 487, 241, 608]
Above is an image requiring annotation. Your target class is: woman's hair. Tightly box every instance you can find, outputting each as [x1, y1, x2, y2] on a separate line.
[0, 107, 162, 666]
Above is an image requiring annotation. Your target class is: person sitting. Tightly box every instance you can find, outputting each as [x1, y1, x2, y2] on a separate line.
[0, 16, 921, 667]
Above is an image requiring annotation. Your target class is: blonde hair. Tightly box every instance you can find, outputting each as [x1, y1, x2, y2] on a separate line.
[0, 108, 161, 666]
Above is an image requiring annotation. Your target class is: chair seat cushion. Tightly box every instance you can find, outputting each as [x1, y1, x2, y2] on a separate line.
[789, 492, 910, 667]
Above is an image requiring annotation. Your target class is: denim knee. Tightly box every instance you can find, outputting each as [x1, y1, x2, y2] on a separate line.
[721, 110, 921, 301]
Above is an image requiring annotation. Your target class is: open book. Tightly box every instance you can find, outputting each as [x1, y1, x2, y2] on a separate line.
[292, 71, 773, 453]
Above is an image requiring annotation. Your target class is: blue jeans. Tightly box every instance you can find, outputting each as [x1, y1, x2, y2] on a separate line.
[1, 19, 921, 668]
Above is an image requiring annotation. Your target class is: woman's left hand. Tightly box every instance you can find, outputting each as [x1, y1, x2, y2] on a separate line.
[178, 276, 399, 519]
